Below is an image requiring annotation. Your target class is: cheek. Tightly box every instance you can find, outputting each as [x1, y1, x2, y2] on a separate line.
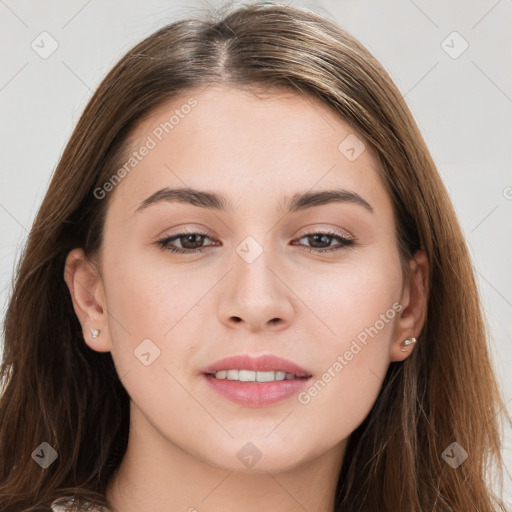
[290, 250, 402, 437]
[102, 236, 203, 334]
[291, 247, 402, 347]
[100, 238, 211, 382]
[100, 250, 204, 432]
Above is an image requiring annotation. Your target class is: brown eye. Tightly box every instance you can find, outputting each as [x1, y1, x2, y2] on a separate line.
[156, 231, 215, 254]
[292, 231, 355, 253]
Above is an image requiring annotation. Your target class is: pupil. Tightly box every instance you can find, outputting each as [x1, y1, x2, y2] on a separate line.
[311, 234, 329, 247]
[182, 234, 203, 248]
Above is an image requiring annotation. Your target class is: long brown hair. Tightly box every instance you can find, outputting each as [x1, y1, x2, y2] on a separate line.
[0, 2, 509, 511]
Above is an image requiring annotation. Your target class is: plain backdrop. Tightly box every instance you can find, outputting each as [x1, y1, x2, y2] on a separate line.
[1, 0, 511, 504]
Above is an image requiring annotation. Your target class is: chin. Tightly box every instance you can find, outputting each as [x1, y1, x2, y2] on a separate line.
[196, 439, 316, 475]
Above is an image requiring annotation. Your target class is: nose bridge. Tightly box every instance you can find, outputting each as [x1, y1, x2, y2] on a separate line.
[218, 232, 294, 331]
[232, 233, 278, 299]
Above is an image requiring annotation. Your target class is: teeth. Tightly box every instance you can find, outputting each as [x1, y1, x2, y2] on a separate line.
[239, 370, 255, 382]
[212, 369, 297, 381]
[257, 371, 274, 382]
[226, 369, 238, 380]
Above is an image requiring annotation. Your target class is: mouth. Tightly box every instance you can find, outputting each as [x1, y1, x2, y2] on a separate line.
[201, 353, 312, 377]
[201, 354, 312, 407]
[205, 369, 310, 382]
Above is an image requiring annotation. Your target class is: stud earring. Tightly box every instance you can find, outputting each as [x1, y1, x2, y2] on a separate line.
[400, 337, 416, 352]
[90, 328, 100, 339]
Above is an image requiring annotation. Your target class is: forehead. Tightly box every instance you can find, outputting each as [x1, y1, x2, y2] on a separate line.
[108, 84, 389, 219]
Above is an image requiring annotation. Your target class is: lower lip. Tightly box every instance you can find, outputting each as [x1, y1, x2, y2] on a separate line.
[203, 374, 311, 407]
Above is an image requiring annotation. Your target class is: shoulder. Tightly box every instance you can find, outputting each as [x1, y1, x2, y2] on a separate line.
[50, 499, 106, 512]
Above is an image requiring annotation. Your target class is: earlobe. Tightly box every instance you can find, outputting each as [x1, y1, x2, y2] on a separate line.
[63, 248, 111, 353]
[399, 337, 417, 352]
[390, 250, 429, 362]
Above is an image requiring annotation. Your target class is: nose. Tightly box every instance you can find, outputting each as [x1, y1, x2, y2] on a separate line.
[217, 242, 295, 333]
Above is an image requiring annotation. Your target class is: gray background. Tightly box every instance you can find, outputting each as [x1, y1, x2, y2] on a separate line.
[1, 0, 511, 503]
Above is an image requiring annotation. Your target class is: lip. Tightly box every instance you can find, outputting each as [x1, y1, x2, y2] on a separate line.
[201, 354, 312, 377]
[201, 354, 312, 408]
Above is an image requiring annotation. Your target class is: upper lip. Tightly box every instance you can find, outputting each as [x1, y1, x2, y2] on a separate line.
[202, 354, 312, 377]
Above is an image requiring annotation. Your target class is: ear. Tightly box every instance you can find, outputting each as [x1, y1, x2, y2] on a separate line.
[390, 249, 429, 362]
[63, 248, 112, 352]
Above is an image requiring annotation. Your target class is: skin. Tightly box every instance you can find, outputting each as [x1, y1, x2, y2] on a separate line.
[64, 84, 428, 512]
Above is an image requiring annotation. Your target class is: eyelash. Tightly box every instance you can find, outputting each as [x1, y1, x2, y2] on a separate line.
[155, 229, 355, 255]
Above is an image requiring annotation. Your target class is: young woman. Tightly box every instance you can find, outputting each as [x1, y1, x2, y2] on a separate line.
[0, 2, 509, 511]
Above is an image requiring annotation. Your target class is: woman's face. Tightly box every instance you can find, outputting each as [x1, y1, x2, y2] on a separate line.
[72, 85, 420, 474]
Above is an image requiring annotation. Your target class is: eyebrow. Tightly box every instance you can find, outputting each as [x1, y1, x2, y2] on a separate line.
[134, 187, 374, 215]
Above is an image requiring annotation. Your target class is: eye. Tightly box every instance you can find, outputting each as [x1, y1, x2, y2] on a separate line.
[156, 230, 216, 254]
[155, 228, 355, 255]
[291, 230, 355, 253]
